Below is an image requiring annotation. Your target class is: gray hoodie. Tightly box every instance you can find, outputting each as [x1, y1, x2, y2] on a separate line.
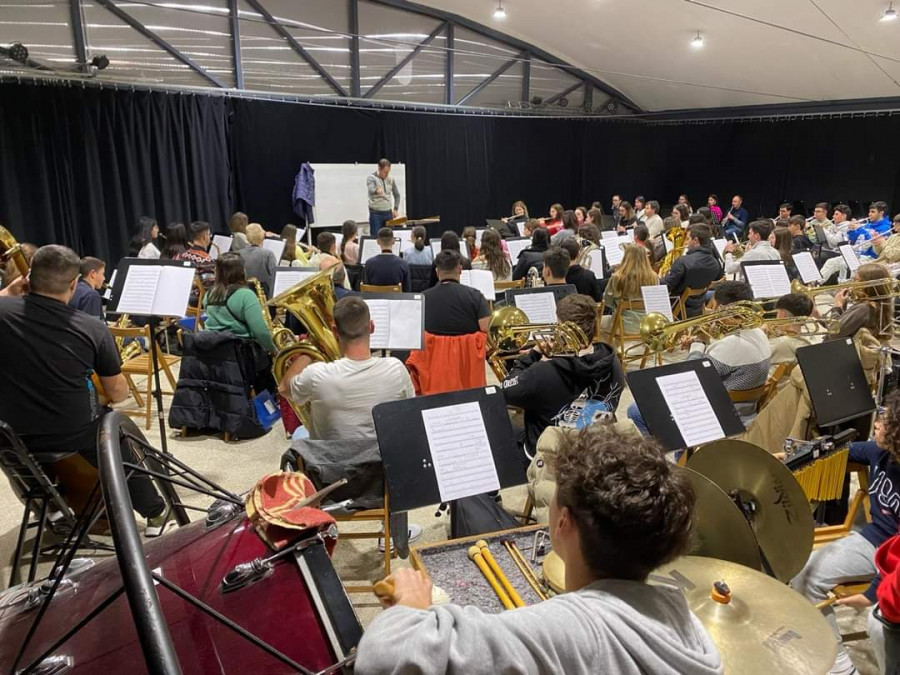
[355, 579, 723, 675]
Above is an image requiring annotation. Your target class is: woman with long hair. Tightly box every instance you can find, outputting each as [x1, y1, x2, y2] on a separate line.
[707, 195, 723, 226]
[832, 262, 895, 342]
[672, 204, 691, 228]
[508, 200, 528, 220]
[204, 252, 276, 353]
[602, 244, 660, 334]
[770, 228, 798, 280]
[403, 226, 433, 265]
[512, 227, 551, 281]
[552, 210, 580, 245]
[129, 216, 161, 259]
[462, 226, 479, 260]
[229, 211, 250, 251]
[340, 220, 359, 265]
[279, 224, 310, 266]
[472, 229, 511, 280]
[678, 194, 693, 214]
[161, 222, 189, 260]
[542, 203, 565, 235]
[617, 201, 637, 232]
[574, 206, 588, 229]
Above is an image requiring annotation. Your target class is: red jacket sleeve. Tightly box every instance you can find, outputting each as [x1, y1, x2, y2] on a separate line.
[876, 534, 900, 622]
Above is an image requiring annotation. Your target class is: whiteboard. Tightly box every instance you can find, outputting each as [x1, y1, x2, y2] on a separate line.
[312, 163, 407, 227]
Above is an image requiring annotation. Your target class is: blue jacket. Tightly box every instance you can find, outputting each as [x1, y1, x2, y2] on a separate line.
[724, 207, 749, 234]
[292, 162, 316, 224]
[68, 279, 103, 321]
[848, 217, 891, 258]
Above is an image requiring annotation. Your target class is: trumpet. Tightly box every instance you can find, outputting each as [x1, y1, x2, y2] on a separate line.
[640, 302, 764, 352]
[486, 305, 591, 380]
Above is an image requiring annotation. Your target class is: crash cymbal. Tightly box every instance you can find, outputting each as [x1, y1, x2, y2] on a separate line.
[649, 556, 836, 675]
[678, 467, 762, 572]
[687, 439, 814, 583]
[542, 551, 565, 594]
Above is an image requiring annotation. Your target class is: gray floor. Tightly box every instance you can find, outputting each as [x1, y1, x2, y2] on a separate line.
[0, 360, 879, 673]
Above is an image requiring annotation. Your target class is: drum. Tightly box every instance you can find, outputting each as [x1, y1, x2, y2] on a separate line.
[0, 514, 361, 674]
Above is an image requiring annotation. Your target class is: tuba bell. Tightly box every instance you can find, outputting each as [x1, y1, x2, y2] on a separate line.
[657, 226, 686, 277]
[0, 225, 29, 279]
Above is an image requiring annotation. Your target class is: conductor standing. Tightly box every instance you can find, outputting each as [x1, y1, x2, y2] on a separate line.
[368, 158, 401, 231]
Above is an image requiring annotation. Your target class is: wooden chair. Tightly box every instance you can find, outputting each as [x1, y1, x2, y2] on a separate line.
[605, 298, 658, 367]
[672, 285, 710, 321]
[184, 277, 206, 332]
[494, 279, 524, 292]
[757, 362, 796, 411]
[728, 383, 769, 411]
[108, 324, 180, 430]
[814, 462, 871, 548]
[332, 486, 393, 593]
[360, 283, 402, 293]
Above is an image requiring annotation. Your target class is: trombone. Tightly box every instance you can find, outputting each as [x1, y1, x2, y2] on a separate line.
[639, 302, 765, 352]
[790, 277, 900, 302]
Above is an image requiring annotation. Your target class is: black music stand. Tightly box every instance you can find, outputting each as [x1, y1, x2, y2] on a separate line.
[627, 359, 744, 452]
[358, 292, 425, 352]
[372, 387, 525, 512]
[797, 339, 876, 428]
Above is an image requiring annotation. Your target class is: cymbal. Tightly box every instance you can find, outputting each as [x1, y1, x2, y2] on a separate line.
[649, 556, 837, 675]
[687, 439, 814, 583]
[678, 467, 762, 572]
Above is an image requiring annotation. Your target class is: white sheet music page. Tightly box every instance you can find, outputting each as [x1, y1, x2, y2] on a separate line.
[364, 297, 424, 350]
[516, 222, 526, 237]
[460, 269, 495, 301]
[839, 244, 861, 273]
[514, 292, 557, 323]
[152, 266, 195, 317]
[474, 229, 486, 247]
[600, 230, 618, 241]
[506, 239, 531, 263]
[656, 370, 725, 446]
[744, 264, 791, 299]
[584, 249, 604, 279]
[664, 234, 674, 253]
[211, 235, 233, 260]
[116, 265, 161, 315]
[366, 299, 391, 349]
[641, 285, 674, 322]
[262, 238, 287, 262]
[360, 238, 382, 264]
[713, 238, 728, 260]
[422, 401, 500, 502]
[792, 252, 823, 284]
[394, 229, 413, 249]
[603, 239, 625, 267]
[273, 269, 317, 298]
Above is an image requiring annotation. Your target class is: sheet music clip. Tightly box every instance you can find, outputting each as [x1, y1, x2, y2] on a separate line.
[796, 339, 876, 428]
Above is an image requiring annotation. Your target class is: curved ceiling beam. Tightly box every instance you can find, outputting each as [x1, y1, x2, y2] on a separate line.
[365, 0, 643, 113]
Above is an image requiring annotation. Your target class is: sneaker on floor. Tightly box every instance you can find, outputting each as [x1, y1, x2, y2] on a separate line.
[145, 509, 172, 538]
[378, 523, 423, 553]
[828, 651, 858, 675]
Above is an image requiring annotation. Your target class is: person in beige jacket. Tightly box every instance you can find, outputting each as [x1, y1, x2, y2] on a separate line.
[872, 214, 900, 264]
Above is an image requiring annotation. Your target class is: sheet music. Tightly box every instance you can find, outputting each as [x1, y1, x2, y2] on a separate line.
[272, 268, 318, 298]
[116, 266, 161, 315]
[664, 234, 674, 253]
[839, 244, 861, 273]
[516, 222, 526, 237]
[656, 370, 725, 446]
[743, 263, 791, 299]
[430, 241, 468, 258]
[474, 229, 486, 248]
[584, 248, 604, 279]
[460, 269, 495, 301]
[506, 238, 531, 263]
[153, 266, 196, 316]
[641, 284, 674, 321]
[262, 238, 286, 262]
[393, 228, 414, 249]
[713, 238, 727, 260]
[600, 230, 619, 241]
[211, 234, 233, 261]
[359, 238, 383, 264]
[602, 238, 625, 267]
[333, 232, 344, 250]
[792, 252, 823, 284]
[514, 292, 557, 323]
[422, 401, 500, 502]
[364, 297, 424, 350]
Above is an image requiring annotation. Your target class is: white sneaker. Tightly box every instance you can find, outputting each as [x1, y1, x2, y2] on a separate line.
[378, 524, 423, 553]
[828, 650, 858, 675]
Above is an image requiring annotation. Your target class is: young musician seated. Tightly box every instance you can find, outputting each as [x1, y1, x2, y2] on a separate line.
[279, 296, 414, 440]
[0, 245, 169, 535]
[423, 250, 490, 336]
[355, 427, 723, 675]
[787, 215, 814, 253]
[558, 239, 600, 300]
[502, 294, 624, 463]
[309, 231, 351, 290]
[628, 281, 771, 432]
[767, 293, 821, 386]
[203, 253, 276, 354]
[872, 214, 900, 265]
[541, 246, 571, 286]
[402, 226, 434, 266]
[68, 256, 105, 321]
[602, 245, 659, 334]
[663, 224, 723, 317]
[846, 201, 892, 259]
[540, 203, 564, 235]
[723, 220, 781, 274]
[791, 391, 900, 675]
[365, 227, 411, 291]
[805, 202, 832, 243]
[180, 221, 216, 304]
[238, 223, 277, 296]
[823, 204, 854, 249]
[721, 195, 749, 240]
[427, 230, 472, 287]
[512, 227, 550, 281]
[472, 229, 511, 281]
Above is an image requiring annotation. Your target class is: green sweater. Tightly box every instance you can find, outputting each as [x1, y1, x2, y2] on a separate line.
[203, 287, 277, 353]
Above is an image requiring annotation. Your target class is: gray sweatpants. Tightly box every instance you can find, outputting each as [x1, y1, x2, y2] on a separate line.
[790, 532, 877, 661]
[868, 607, 900, 674]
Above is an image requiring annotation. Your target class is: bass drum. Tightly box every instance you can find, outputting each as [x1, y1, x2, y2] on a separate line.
[0, 513, 361, 674]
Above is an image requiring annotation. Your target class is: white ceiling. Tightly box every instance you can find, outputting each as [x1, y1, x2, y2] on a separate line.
[416, 0, 900, 111]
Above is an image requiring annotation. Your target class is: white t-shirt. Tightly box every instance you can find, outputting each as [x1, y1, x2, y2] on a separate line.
[139, 242, 161, 259]
[289, 356, 414, 440]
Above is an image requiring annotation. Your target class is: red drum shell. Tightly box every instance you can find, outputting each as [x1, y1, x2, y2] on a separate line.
[0, 516, 339, 674]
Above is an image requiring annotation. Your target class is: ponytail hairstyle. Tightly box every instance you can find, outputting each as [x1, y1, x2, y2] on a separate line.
[411, 225, 427, 251]
[281, 224, 298, 263]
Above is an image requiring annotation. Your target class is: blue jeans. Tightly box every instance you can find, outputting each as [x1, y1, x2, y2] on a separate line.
[369, 209, 392, 232]
[723, 223, 744, 240]
[627, 402, 650, 436]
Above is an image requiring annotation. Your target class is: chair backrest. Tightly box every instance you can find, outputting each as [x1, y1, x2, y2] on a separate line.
[495, 279, 525, 291]
[728, 383, 768, 404]
[408, 264, 433, 293]
[361, 283, 402, 293]
[108, 324, 151, 340]
[674, 284, 710, 320]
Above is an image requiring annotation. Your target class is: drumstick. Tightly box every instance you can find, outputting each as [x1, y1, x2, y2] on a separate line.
[503, 539, 548, 602]
[477, 540, 525, 608]
[468, 545, 514, 610]
[815, 593, 838, 610]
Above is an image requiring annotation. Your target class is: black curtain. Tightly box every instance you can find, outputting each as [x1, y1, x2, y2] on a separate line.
[4, 81, 900, 266]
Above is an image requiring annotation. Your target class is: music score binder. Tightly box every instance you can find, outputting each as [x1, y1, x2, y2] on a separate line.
[627, 359, 744, 451]
[107, 258, 194, 318]
[796, 338, 875, 427]
[272, 267, 319, 298]
[360, 292, 425, 350]
[357, 236, 401, 264]
[740, 260, 791, 299]
[373, 387, 525, 512]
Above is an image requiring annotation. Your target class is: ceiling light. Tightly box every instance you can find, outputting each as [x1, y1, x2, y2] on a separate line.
[7, 42, 29, 63]
[493, 1, 507, 19]
[691, 31, 704, 48]
[90, 54, 110, 70]
[881, 2, 897, 21]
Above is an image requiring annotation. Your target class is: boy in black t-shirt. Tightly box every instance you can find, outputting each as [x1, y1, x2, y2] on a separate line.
[364, 227, 410, 291]
[423, 249, 490, 336]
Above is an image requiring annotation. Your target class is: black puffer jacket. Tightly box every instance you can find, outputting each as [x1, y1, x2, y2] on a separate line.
[168, 330, 273, 439]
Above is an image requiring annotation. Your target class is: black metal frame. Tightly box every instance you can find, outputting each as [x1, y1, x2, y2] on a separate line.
[230, 0, 243, 90]
[364, 21, 447, 99]
[456, 51, 526, 107]
[69, 0, 88, 74]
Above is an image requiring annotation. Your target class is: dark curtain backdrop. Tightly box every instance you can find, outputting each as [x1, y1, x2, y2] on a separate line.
[4, 81, 900, 266]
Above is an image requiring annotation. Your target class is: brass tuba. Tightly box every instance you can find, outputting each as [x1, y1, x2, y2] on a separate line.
[0, 225, 29, 279]
[640, 302, 765, 352]
[486, 305, 591, 380]
[657, 226, 686, 277]
[266, 268, 340, 429]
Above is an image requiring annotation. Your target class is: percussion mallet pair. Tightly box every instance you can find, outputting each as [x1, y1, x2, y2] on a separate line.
[468, 540, 525, 609]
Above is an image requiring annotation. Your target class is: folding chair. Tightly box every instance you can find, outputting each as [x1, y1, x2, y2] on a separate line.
[606, 298, 657, 367]
[495, 279, 525, 292]
[183, 277, 206, 332]
[672, 285, 710, 321]
[108, 324, 180, 430]
[728, 383, 769, 409]
[814, 462, 871, 548]
[360, 283, 402, 293]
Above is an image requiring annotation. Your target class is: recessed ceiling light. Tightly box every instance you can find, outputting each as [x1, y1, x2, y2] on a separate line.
[881, 2, 897, 21]
[691, 31, 704, 48]
[493, 1, 507, 19]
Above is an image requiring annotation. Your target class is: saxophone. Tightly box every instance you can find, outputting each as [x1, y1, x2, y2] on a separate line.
[114, 314, 142, 362]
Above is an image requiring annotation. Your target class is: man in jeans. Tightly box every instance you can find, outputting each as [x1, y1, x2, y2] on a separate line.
[367, 158, 402, 231]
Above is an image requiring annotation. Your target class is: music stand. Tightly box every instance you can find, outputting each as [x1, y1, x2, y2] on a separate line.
[796, 339, 876, 427]
[627, 359, 745, 452]
[372, 387, 525, 512]
[504, 284, 576, 306]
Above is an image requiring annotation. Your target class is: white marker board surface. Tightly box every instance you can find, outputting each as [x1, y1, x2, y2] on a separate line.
[312, 163, 408, 226]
